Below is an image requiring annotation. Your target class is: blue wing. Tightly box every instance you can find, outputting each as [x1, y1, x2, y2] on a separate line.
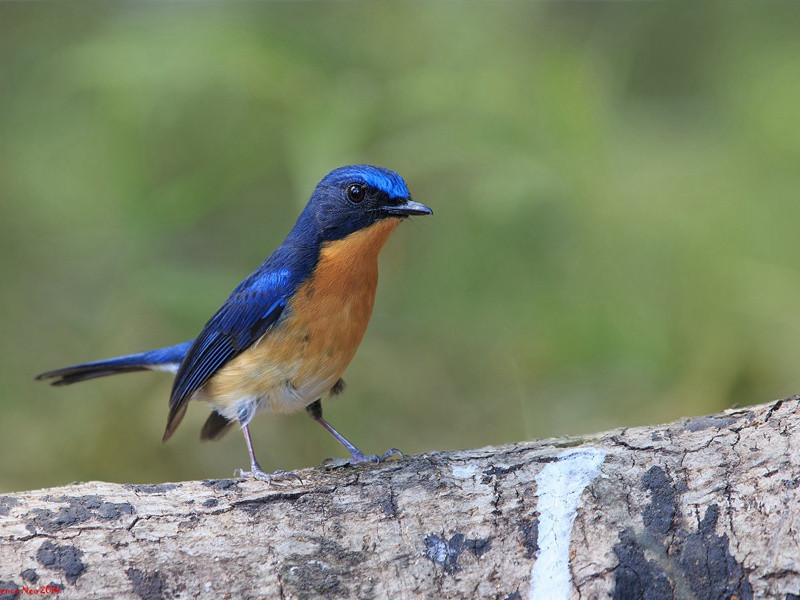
[164, 264, 298, 439]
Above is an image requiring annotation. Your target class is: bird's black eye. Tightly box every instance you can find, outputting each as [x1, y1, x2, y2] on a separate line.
[346, 183, 365, 203]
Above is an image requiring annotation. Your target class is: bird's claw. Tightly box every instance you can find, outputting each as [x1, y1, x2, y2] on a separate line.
[382, 448, 405, 460]
[322, 448, 404, 469]
[236, 467, 302, 484]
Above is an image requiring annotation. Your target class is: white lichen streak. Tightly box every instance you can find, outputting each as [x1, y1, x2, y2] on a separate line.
[451, 464, 478, 479]
[529, 447, 607, 600]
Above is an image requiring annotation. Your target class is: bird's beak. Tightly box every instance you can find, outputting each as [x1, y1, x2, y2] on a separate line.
[382, 198, 433, 217]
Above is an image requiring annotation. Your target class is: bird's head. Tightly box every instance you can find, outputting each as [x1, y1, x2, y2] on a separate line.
[292, 165, 432, 245]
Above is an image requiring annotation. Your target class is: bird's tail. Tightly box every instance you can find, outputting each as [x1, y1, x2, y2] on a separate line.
[35, 341, 193, 386]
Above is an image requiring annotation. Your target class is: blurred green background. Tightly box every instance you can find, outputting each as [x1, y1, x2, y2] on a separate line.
[3, 3, 800, 492]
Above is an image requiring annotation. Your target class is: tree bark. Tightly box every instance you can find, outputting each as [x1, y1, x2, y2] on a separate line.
[2, 397, 800, 599]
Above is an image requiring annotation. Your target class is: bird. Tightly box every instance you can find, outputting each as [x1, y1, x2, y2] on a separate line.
[36, 165, 432, 480]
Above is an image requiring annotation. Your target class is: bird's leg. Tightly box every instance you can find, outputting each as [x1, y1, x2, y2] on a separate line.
[236, 424, 301, 483]
[238, 424, 267, 477]
[306, 399, 403, 468]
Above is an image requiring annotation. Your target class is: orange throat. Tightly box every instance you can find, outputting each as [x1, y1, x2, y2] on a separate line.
[289, 216, 403, 355]
[316, 217, 401, 283]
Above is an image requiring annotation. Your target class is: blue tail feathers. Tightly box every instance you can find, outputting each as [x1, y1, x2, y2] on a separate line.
[35, 341, 193, 386]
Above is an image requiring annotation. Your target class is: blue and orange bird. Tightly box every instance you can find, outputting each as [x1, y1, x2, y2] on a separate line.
[36, 165, 432, 480]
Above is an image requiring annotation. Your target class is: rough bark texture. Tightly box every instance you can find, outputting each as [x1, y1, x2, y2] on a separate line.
[2, 397, 800, 599]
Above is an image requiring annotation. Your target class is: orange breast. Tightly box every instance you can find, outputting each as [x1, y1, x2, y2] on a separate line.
[203, 218, 402, 416]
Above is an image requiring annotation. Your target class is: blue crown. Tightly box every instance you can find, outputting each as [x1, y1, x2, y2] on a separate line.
[321, 165, 409, 200]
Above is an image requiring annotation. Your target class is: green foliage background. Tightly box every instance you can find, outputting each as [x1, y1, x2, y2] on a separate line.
[3, 3, 800, 491]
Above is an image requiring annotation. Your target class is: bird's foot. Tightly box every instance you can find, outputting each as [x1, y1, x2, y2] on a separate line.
[236, 467, 302, 484]
[322, 448, 404, 469]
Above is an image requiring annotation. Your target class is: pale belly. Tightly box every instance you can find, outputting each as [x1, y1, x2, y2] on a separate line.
[198, 358, 341, 425]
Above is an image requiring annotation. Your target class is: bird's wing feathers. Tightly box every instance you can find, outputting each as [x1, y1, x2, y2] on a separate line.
[170, 296, 286, 404]
[164, 266, 297, 438]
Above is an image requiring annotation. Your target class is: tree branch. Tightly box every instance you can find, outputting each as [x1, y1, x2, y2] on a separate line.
[2, 397, 800, 599]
